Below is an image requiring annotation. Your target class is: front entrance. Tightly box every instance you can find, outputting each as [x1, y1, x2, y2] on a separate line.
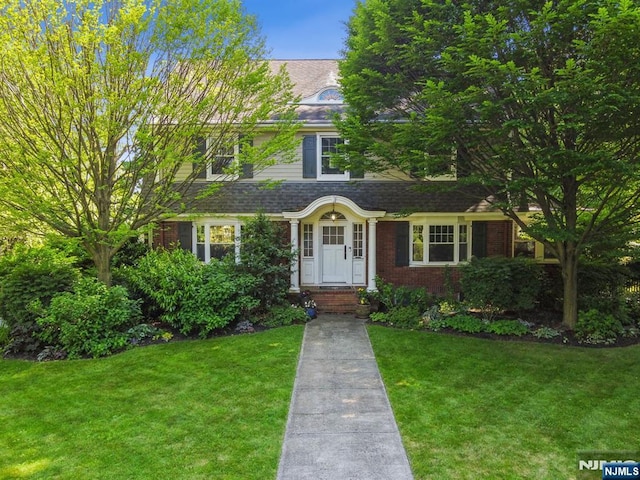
[284, 195, 385, 292]
[321, 225, 348, 283]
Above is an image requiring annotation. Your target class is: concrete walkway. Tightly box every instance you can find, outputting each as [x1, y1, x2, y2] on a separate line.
[276, 315, 414, 480]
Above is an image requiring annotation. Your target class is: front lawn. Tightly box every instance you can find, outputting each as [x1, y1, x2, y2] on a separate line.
[368, 326, 640, 480]
[0, 326, 304, 479]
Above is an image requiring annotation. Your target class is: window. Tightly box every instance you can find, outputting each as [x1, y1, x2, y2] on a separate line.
[411, 222, 469, 264]
[210, 144, 236, 176]
[303, 224, 313, 257]
[323, 226, 344, 245]
[209, 225, 235, 259]
[514, 225, 535, 258]
[412, 225, 424, 262]
[513, 224, 557, 262]
[192, 136, 239, 180]
[459, 225, 468, 261]
[353, 223, 364, 258]
[194, 223, 239, 263]
[318, 134, 348, 180]
[429, 225, 455, 262]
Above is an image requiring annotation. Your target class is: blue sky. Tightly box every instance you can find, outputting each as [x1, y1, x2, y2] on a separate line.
[241, 0, 357, 59]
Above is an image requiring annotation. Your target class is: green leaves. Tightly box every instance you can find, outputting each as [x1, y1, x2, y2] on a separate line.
[0, 0, 298, 284]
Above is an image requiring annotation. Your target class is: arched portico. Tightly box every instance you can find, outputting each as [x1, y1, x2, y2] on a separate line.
[283, 196, 385, 293]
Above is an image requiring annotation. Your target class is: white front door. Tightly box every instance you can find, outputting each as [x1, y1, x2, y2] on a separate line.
[321, 225, 348, 283]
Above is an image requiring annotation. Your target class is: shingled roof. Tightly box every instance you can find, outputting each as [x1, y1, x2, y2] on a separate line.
[269, 60, 340, 98]
[269, 60, 345, 123]
[180, 181, 497, 216]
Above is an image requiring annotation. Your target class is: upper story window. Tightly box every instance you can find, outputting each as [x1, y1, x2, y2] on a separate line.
[318, 134, 349, 181]
[302, 134, 361, 181]
[193, 136, 240, 181]
[208, 140, 239, 180]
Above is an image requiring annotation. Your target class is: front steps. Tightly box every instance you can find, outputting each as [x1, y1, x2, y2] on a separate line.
[294, 287, 360, 314]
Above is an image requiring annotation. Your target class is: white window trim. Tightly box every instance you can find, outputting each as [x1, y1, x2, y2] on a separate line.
[206, 138, 240, 181]
[410, 221, 471, 266]
[513, 224, 557, 263]
[193, 221, 242, 263]
[317, 133, 350, 181]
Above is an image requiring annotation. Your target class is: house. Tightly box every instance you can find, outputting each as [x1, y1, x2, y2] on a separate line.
[153, 60, 547, 308]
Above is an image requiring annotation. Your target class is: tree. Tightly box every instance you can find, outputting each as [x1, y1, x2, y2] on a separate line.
[338, 0, 640, 328]
[0, 0, 299, 285]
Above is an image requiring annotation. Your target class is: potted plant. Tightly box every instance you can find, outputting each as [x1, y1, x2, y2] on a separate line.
[299, 291, 317, 319]
[355, 288, 370, 318]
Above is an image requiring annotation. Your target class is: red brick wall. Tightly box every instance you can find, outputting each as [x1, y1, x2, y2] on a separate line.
[153, 222, 180, 249]
[375, 220, 514, 294]
[486, 220, 513, 256]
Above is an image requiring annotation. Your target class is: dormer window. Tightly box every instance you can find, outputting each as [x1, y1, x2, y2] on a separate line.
[317, 88, 343, 103]
[299, 87, 344, 105]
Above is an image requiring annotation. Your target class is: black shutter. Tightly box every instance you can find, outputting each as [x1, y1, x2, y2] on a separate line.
[350, 165, 364, 179]
[178, 222, 193, 251]
[472, 221, 487, 258]
[239, 135, 254, 179]
[395, 221, 410, 267]
[302, 135, 317, 178]
[192, 137, 207, 179]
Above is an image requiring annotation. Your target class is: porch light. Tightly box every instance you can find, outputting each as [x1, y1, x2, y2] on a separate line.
[330, 198, 337, 221]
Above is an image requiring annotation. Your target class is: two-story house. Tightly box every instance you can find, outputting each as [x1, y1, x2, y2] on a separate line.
[153, 60, 545, 304]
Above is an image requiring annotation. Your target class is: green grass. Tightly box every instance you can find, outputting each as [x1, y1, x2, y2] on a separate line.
[367, 326, 640, 480]
[0, 326, 304, 479]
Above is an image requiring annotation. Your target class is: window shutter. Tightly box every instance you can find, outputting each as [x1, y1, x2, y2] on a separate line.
[302, 135, 317, 178]
[192, 137, 208, 179]
[395, 221, 410, 267]
[239, 135, 254, 179]
[472, 221, 487, 258]
[178, 222, 193, 251]
[350, 166, 364, 179]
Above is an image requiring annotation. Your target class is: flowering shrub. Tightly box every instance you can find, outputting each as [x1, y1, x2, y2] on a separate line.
[356, 288, 369, 305]
[299, 291, 317, 309]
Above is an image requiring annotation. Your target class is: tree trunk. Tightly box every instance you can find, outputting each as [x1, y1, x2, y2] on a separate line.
[93, 244, 113, 287]
[561, 246, 579, 330]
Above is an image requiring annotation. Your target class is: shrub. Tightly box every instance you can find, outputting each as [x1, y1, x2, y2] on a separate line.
[0, 245, 80, 329]
[111, 238, 150, 268]
[532, 326, 562, 339]
[486, 319, 530, 336]
[259, 305, 309, 328]
[578, 261, 630, 322]
[370, 305, 422, 329]
[460, 257, 542, 320]
[445, 314, 487, 334]
[123, 249, 258, 337]
[575, 309, 624, 345]
[238, 213, 295, 311]
[372, 276, 435, 312]
[36, 278, 142, 358]
[0, 323, 9, 349]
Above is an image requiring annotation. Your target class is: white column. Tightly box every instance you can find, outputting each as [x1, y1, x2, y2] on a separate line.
[234, 223, 242, 264]
[367, 218, 378, 291]
[289, 219, 300, 292]
[204, 224, 211, 264]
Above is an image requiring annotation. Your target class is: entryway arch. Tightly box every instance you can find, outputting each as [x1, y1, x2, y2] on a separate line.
[283, 196, 385, 292]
